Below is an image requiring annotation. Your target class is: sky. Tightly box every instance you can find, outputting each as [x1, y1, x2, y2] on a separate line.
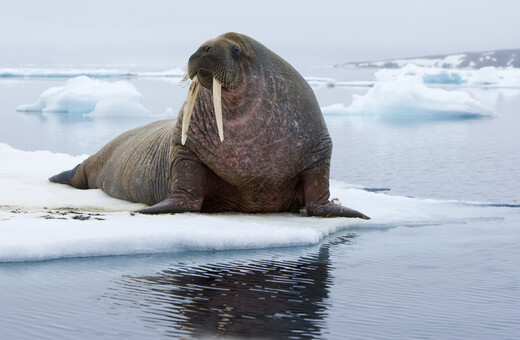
[0, 0, 519, 68]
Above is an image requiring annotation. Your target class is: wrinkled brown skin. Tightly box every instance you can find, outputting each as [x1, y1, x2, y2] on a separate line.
[49, 33, 369, 219]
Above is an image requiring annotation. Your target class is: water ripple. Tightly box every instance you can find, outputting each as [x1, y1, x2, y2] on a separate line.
[104, 238, 357, 339]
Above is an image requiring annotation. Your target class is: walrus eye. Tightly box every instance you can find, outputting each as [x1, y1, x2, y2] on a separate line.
[232, 45, 241, 58]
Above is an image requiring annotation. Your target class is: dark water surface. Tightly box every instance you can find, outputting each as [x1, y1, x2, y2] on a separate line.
[1, 219, 519, 339]
[1, 68, 520, 339]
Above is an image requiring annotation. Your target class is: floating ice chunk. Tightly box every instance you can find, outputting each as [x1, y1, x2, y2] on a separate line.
[466, 66, 501, 85]
[133, 68, 184, 78]
[470, 67, 520, 87]
[16, 76, 150, 116]
[422, 71, 464, 85]
[157, 106, 177, 116]
[321, 103, 350, 115]
[374, 64, 421, 81]
[344, 77, 494, 119]
[304, 76, 336, 89]
[305, 76, 374, 89]
[90, 98, 149, 116]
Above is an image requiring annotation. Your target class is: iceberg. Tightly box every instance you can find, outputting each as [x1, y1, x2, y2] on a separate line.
[16, 76, 150, 116]
[0, 143, 508, 263]
[344, 77, 494, 119]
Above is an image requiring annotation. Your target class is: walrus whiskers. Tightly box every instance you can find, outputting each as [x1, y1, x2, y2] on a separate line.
[213, 77, 224, 142]
[181, 76, 224, 144]
[181, 76, 200, 145]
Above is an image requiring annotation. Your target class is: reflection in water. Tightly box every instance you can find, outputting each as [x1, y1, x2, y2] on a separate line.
[106, 234, 356, 339]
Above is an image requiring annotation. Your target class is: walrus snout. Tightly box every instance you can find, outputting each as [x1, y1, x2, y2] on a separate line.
[195, 68, 214, 88]
[187, 38, 239, 88]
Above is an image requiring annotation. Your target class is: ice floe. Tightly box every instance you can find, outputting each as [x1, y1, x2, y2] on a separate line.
[0, 143, 508, 262]
[16, 76, 150, 116]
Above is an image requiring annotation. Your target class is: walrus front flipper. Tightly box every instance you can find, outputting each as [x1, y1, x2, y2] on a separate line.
[306, 202, 370, 220]
[301, 168, 370, 220]
[136, 149, 209, 215]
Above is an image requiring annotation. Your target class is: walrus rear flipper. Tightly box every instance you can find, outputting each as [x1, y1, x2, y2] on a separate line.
[49, 164, 87, 188]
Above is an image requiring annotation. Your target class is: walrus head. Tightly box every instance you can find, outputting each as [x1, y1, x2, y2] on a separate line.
[181, 33, 252, 145]
[187, 35, 246, 89]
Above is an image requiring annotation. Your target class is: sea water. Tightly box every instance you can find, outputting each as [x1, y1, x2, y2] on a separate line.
[0, 67, 519, 339]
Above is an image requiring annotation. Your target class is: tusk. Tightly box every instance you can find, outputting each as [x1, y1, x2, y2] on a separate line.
[213, 77, 224, 142]
[181, 76, 200, 145]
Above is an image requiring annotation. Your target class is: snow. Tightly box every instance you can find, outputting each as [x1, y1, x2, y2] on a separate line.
[344, 77, 494, 119]
[0, 143, 495, 263]
[439, 54, 466, 67]
[16, 76, 150, 116]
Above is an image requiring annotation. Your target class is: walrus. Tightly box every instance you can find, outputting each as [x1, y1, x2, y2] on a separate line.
[49, 32, 369, 219]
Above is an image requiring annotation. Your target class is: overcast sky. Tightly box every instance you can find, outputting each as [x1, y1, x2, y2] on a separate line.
[1, 0, 518, 68]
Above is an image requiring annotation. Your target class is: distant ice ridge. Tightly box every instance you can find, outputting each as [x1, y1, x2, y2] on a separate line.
[341, 49, 520, 69]
[16, 76, 150, 116]
[0, 67, 184, 78]
[307, 65, 519, 89]
[375, 64, 520, 87]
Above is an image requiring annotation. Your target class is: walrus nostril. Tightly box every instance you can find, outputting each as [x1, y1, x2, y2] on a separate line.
[198, 68, 212, 79]
[200, 45, 212, 54]
[196, 68, 214, 87]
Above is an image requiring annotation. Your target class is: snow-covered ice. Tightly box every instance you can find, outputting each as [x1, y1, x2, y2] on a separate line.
[16, 76, 150, 116]
[0, 143, 364, 262]
[0, 143, 505, 263]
